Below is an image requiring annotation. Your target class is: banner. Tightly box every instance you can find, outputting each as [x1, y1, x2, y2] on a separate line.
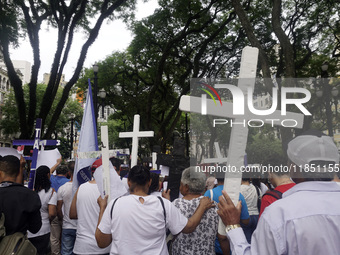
[72, 79, 99, 194]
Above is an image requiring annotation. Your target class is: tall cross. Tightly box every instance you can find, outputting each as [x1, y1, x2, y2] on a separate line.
[179, 46, 305, 235]
[119, 114, 154, 168]
[92, 125, 128, 201]
[12, 118, 60, 189]
[101, 125, 111, 200]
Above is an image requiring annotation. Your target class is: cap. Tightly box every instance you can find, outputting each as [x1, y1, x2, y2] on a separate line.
[287, 129, 339, 167]
[91, 158, 102, 174]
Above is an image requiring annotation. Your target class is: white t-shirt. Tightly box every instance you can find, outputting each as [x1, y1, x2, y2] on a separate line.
[121, 178, 129, 192]
[240, 184, 261, 215]
[260, 182, 268, 195]
[73, 182, 111, 254]
[150, 191, 162, 196]
[98, 195, 188, 255]
[28, 188, 57, 238]
[57, 181, 77, 229]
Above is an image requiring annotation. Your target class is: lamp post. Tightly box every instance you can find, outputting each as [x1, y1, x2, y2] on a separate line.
[93, 64, 99, 128]
[98, 88, 106, 120]
[70, 113, 75, 159]
[316, 61, 338, 137]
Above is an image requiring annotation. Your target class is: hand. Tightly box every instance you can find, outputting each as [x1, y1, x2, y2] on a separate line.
[20, 155, 26, 168]
[97, 195, 108, 210]
[217, 190, 242, 226]
[199, 196, 215, 210]
[162, 189, 170, 200]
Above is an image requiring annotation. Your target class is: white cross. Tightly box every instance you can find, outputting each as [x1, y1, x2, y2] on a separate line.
[91, 126, 128, 201]
[101, 125, 111, 200]
[152, 152, 158, 170]
[119, 114, 154, 168]
[179, 46, 305, 235]
[202, 142, 228, 164]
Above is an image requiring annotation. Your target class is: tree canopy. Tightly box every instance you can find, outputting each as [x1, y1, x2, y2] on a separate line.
[0, 0, 135, 139]
[1, 0, 339, 158]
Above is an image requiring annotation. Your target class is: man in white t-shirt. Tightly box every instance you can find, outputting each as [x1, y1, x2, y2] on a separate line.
[70, 163, 111, 255]
[57, 161, 77, 255]
[95, 165, 214, 255]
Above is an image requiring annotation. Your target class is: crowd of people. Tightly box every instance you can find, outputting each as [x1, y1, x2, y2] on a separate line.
[1, 129, 340, 255]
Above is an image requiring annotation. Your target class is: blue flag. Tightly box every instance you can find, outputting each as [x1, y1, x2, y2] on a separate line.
[72, 79, 99, 194]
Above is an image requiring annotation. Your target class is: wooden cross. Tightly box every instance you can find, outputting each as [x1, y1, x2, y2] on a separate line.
[119, 114, 154, 168]
[179, 46, 305, 234]
[12, 118, 60, 189]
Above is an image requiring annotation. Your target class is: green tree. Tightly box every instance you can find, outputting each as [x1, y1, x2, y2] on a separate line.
[0, 0, 135, 139]
[0, 83, 83, 141]
[246, 133, 284, 165]
[77, 0, 246, 152]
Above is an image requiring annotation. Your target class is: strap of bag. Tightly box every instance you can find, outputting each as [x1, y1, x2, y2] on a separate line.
[0, 213, 6, 239]
[110, 197, 120, 220]
[209, 189, 213, 200]
[255, 185, 260, 197]
[262, 190, 282, 200]
[110, 196, 167, 226]
[157, 196, 166, 224]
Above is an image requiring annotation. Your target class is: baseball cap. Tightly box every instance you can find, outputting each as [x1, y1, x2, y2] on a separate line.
[287, 129, 339, 167]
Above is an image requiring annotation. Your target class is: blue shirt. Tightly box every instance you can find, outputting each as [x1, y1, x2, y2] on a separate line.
[50, 175, 69, 192]
[227, 182, 340, 255]
[204, 185, 250, 254]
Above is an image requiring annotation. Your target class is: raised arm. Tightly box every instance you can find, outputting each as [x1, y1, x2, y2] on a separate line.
[181, 196, 215, 233]
[50, 156, 62, 175]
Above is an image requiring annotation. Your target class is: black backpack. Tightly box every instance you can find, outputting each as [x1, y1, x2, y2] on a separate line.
[254, 186, 262, 212]
[262, 190, 283, 200]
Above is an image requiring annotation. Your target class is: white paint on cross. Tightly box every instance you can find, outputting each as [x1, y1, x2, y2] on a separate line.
[101, 125, 111, 200]
[119, 114, 154, 168]
[152, 152, 158, 170]
[179, 46, 305, 235]
[202, 142, 228, 164]
[89, 125, 128, 201]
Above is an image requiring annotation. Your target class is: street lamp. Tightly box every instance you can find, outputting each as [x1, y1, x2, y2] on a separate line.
[98, 88, 106, 119]
[316, 61, 338, 137]
[93, 63, 99, 128]
[70, 113, 76, 159]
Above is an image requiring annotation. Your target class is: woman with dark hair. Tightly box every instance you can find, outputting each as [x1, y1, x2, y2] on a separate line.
[95, 165, 214, 255]
[148, 172, 162, 196]
[28, 165, 57, 255]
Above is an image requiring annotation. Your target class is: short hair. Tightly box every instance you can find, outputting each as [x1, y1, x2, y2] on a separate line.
[67, 161, 75, 175]
[109, 157, 121, 172]
[56, 165, 69, 176]
[148, 172, 160, 194]
[128, 165, 150, 186]
[181, 167, 206, 194]
[0, 155, 20, 178]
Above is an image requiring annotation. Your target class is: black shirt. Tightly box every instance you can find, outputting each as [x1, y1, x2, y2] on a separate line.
[0, 182, 42, 235]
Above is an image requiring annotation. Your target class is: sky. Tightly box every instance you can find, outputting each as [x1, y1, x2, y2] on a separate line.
[9, 0, 159, 82]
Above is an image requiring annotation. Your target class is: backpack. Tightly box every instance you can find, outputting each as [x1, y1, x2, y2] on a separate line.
[262, 190, 283, 200]
[0, 213, 37, 255]
[254, 185, 262, 212]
